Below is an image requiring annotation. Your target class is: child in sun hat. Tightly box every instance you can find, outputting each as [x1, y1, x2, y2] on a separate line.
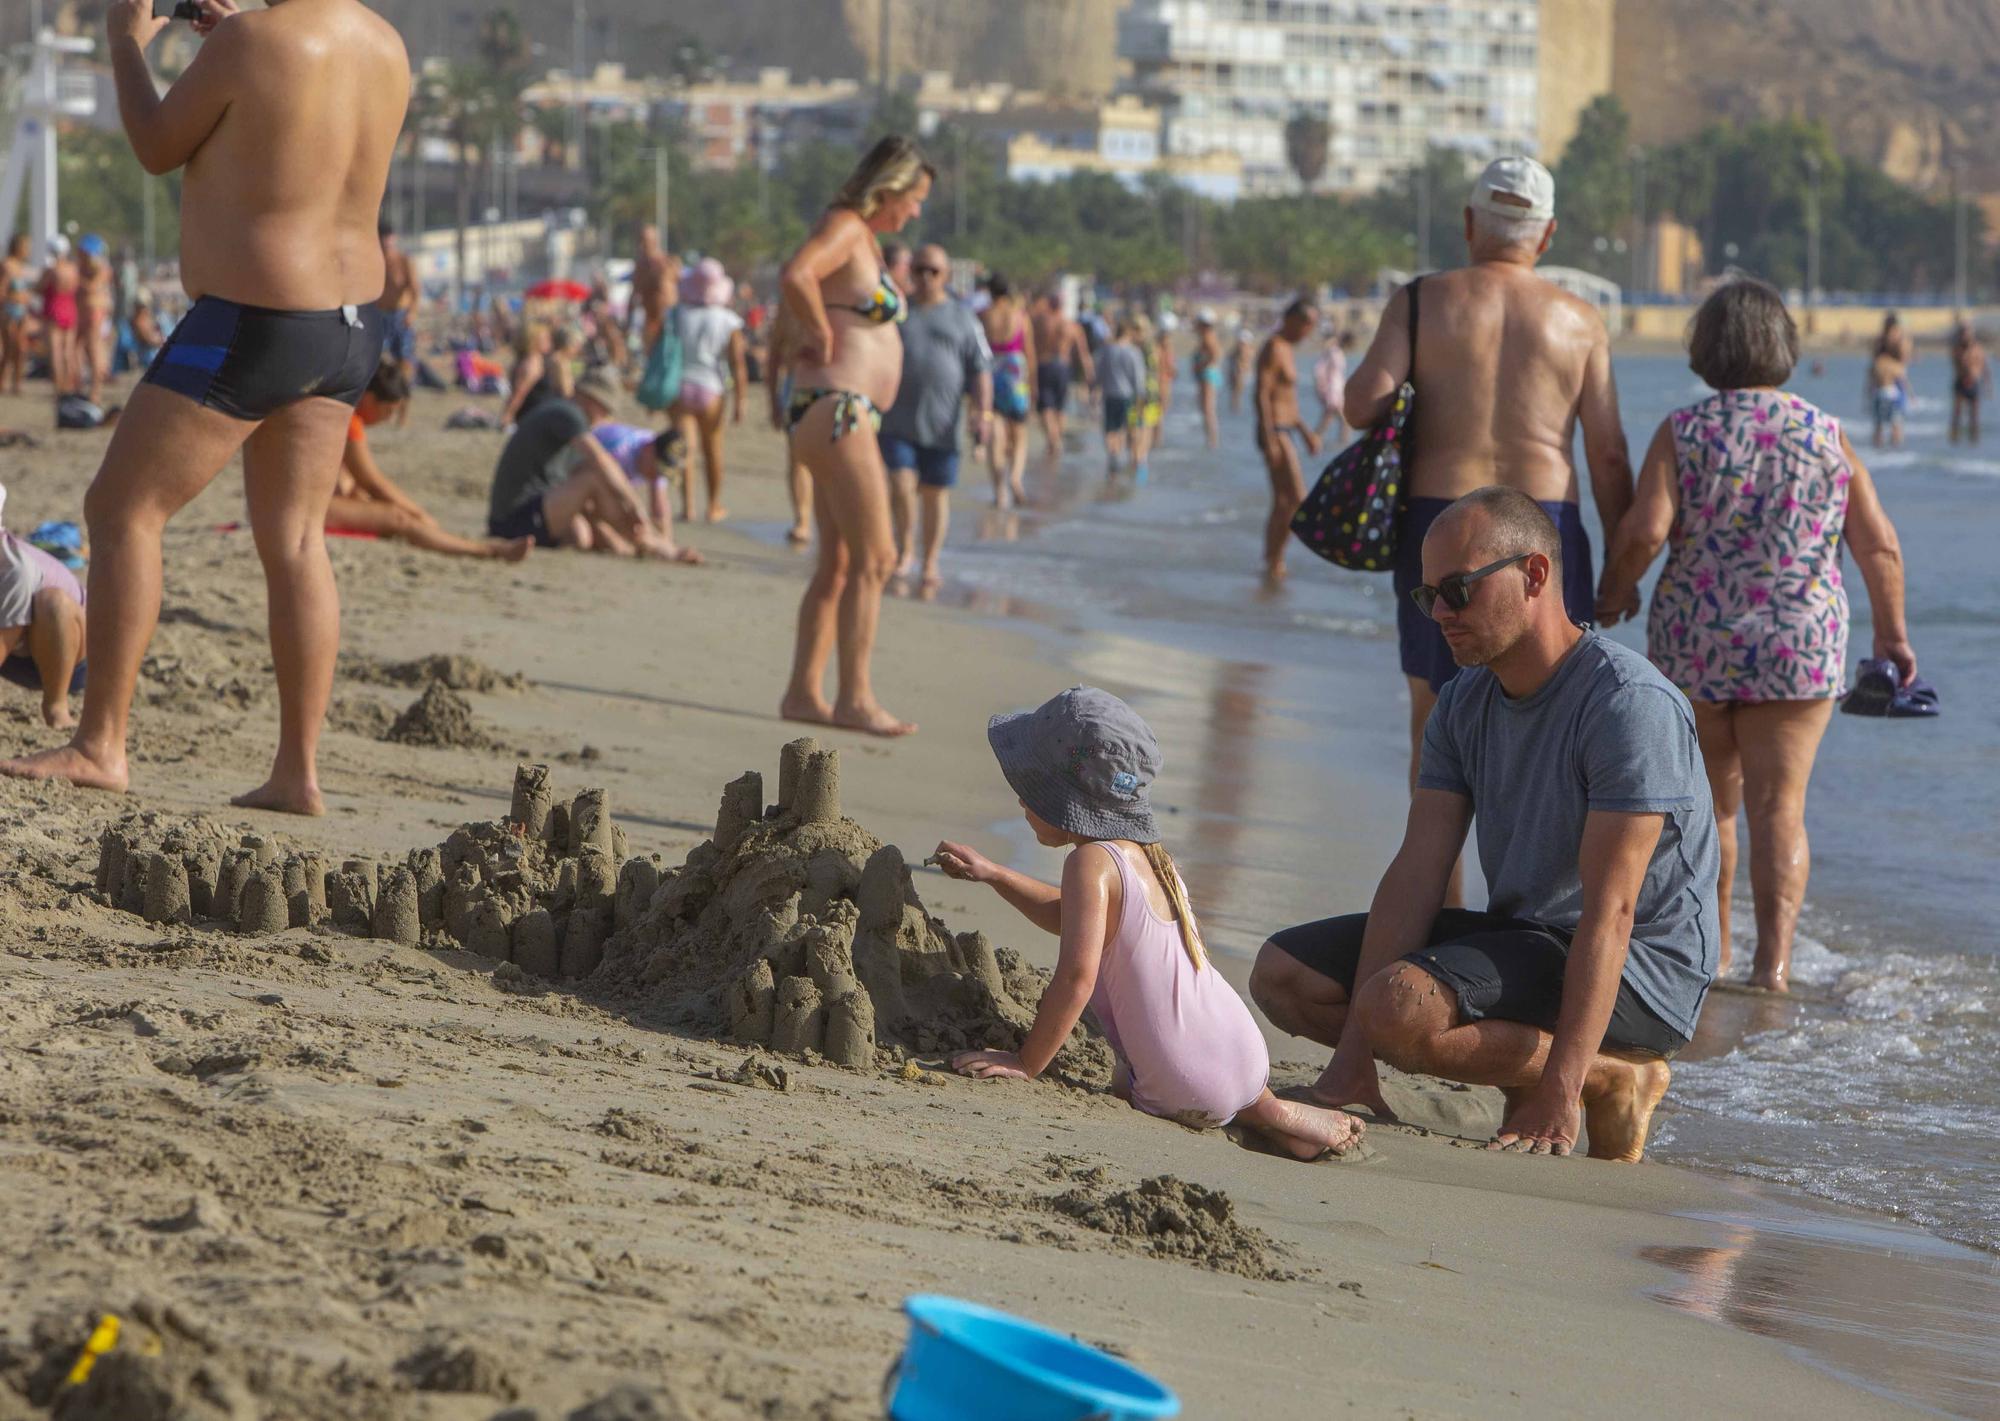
[935, 686, 1365, 1159]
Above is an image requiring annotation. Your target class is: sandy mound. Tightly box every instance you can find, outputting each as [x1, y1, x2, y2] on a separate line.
[341, 652, 528, 695]
[382, 682, 503, 752]
[1048, 1166, 1292, 1280]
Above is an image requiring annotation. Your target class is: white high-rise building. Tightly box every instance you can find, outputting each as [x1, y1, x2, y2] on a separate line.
[1118, 1, 1547, 197]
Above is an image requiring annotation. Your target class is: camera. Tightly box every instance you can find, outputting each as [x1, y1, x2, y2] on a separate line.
[151, 1, 206, 20]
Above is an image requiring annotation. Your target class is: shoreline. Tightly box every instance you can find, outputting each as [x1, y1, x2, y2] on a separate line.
[0, 388, 1981, 1417]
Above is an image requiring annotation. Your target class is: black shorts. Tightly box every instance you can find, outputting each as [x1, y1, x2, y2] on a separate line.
[488, 496, 558, 548]
[1268, 908, 1688, 1058]
[1036, 360, 1070, 412]
[144, 296, 386, 422]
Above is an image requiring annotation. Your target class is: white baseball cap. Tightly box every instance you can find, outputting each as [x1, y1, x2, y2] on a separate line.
[1470, 156, 1555, 223]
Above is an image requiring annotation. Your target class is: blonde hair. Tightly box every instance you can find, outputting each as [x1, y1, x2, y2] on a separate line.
[514, 320, 550, 360]
[833, 134, 936, 220]
[1139, 841, 1206, 972]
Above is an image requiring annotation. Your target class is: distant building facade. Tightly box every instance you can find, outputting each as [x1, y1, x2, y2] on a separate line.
[1119, 1, 1611, 196]
[984, 96, 1245, 200]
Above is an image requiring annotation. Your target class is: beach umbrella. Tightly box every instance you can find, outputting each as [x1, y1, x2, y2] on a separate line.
[525, 278, 591, 303]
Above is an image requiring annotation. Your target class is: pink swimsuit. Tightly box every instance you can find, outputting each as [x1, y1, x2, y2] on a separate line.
[1089, 845, 1269, 1127]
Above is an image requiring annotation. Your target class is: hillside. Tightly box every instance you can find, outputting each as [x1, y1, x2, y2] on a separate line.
[1613, 0, 2000, 193]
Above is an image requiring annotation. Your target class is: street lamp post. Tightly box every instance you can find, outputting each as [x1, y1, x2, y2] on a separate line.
[1953, 163, 1969, 313]
[1629, 145, 1648, 298]
[1804, 150, 1821, 323]
[571, 0, 586, 177]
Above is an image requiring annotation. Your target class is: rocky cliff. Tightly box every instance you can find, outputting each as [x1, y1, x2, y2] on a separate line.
[1613, 0, 2000, 193]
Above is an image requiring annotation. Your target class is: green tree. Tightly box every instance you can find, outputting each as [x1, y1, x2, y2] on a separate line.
[1549, 94, 1634, 277]
[1284, 111, 1331, 193]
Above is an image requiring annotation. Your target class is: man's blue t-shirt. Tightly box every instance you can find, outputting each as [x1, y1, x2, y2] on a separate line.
[1418, 630, 1721, 1039]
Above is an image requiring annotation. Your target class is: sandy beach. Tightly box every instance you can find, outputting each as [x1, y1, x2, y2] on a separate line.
[0, 389, 1947, 1419]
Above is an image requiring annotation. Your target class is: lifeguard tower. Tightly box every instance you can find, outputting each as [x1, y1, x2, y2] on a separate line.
[1, 19, 99, 264]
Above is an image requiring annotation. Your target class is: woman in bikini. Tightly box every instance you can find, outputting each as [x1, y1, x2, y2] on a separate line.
[1, 235, 34, 397]
[777, 134, 933, 739]
[980, 275, 1036, 508]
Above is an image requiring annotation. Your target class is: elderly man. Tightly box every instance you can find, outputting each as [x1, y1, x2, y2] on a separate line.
[1250, 489, 1718, 1162]
[1344, 158, 1634, 809]
[3, 0, 409, 815]
[878, 244, 992, 594]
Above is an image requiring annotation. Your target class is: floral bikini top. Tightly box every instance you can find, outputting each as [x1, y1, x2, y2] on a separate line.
[840, 268, 905, 326]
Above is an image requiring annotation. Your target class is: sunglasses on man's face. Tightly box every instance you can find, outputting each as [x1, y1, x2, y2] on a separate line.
[1410, 553, 1531, 618]
[912, 265, 944, 277]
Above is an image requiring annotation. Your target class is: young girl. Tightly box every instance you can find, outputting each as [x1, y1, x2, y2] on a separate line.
[938, 687, 1365, 1160]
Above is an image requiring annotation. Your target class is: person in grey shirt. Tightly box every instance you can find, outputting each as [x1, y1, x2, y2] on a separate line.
[1250, 487, 1719, 1163]
[1096, 320, 1148, 480]
[878, 244, 991, 594]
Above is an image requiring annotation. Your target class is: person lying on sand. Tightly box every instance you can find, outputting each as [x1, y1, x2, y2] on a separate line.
[1250, 489, 1720, 1162]
[0, 521, 87, 729]
[486, 369, 701, 564]
[935, 686, 1365, 1161]
[331, 361, 531, 561]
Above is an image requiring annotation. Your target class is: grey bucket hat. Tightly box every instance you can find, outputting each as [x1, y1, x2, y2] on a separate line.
[987, 686, 1161, 842]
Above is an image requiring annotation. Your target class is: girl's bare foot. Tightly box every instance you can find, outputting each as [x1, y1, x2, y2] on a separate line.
[0, 742, 126, 792]
[230, 776, 325, 818]
[830, 700, 917, 738]
[1238, 1090, 1366, 1159]
[779, 692, 834, 727]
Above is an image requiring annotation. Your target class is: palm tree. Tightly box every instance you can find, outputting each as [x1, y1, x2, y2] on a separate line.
[1284, 110, 1331, 193]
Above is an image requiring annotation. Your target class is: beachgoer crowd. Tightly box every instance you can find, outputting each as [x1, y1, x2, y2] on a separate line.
[0, 4, 1936, 1173]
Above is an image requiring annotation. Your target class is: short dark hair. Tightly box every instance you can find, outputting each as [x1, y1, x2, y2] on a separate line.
[1448, 486, 1562, 575]
[378, 220, 395, 238]
[1283, 297, 1317, 324]
[367, 358, 410, 405]
[1688, 278, 1799, 390]
[988, 273, 1012, 300]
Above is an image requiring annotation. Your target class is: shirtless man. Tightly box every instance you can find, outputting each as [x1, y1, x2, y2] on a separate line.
[1344, 156, 1633, 799]
[631, 223, 681, 352]
[1949, 322, 1991, 445]
[2, 0, 409, 816]
[1030, 292, 1093, 463]
[76, 237, 115, 402]
[1253, 299, 1323, 584]
[377, 222, 418, 426]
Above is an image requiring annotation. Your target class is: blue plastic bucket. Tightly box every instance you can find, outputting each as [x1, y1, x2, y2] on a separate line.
[887, 1295, 1180, 1421]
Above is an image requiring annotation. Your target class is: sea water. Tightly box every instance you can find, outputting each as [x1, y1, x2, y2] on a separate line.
[911, 350, 2000, 1261]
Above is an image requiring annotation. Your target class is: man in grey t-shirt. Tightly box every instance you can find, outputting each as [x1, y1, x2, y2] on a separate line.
[879, 244, 992, 593]
[1250, 487, 1719, 1162]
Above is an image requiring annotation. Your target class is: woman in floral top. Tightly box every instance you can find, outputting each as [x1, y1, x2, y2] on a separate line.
[1597, 280, 1916, 992]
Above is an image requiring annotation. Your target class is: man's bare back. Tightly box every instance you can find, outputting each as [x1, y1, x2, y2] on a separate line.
[171, 0, 408, 310]
[1355, 265, 1614, 505]
[1031, 306, 1078, 366]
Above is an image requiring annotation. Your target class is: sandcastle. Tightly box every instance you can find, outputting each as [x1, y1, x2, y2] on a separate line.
[90, 741, 1110, 1081]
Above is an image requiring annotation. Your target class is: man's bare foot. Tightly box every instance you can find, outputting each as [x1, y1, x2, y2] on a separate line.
[643, 542, 705, 566]
[830, 700, 917, 737]
[919, 568, 943, 598]
[1747, 962, 1789, 993]
[780, 692, 834, 727]
[1583, 1057, 1671, 1163]
[230, 777, 326, 818]
[0, 742, 126, 792]
[493, 536, 533, 563]
[705, 505, 729, 524]
[1263, 561, 1289, 587]
[786, 525, 812, 547]
[1010, 478, 1028, 505]
[41, 701, 76, 731]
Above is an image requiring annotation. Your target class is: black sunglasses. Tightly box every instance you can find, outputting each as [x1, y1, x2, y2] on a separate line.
[912, 264, 945, 277]
[1410, 553, 1531, 617]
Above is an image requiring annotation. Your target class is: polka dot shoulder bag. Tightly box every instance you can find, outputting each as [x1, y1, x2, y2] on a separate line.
[1290, 276, 1421, 572]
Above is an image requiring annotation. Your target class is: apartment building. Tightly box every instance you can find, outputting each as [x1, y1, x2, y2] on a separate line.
[1119, 1, 1601, 196]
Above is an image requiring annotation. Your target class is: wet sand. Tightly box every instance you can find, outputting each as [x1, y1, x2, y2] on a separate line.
[0, 387, 1942, 1418]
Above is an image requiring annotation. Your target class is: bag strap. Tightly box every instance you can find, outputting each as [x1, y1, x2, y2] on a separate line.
[1406, 276, 1422, 373]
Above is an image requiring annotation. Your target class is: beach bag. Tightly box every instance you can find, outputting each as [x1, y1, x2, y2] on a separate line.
[636, 309, 684, 413]
[1290, 277, 1420, 572]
